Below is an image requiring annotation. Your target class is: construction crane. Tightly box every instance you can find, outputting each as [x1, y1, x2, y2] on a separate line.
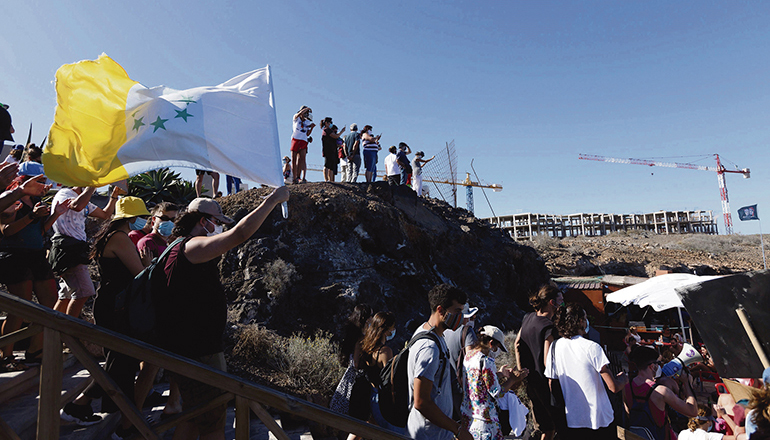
[578, 153, 751, 234]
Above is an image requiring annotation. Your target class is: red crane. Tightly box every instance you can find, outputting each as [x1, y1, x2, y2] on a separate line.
[578, 153, 751, 235]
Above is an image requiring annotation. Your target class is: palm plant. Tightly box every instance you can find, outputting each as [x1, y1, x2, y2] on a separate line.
[128, 168, 198, 206]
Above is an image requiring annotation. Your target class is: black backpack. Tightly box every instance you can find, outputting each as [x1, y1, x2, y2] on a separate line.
[378, 329, 447, 428]
[113, 238, 184, 343]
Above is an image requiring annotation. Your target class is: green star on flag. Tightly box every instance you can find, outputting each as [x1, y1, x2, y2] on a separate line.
[150, 115, 169, 133]
[174, 108, 193, 122]
[132, 116, 145, 131]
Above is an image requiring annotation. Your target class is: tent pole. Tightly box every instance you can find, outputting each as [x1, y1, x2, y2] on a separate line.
[677, 307, 688, 344]
[736, 307, 769, 369]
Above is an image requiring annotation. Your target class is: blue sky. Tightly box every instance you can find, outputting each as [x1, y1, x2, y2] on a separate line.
[3, 1, 769, 234]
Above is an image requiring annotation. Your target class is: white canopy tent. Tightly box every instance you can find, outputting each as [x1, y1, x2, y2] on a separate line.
[605, 273, 722, 343]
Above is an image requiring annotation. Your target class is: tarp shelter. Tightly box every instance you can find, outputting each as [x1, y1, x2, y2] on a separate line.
[605, 273, 722, 342]
[677, 270, 770, 379]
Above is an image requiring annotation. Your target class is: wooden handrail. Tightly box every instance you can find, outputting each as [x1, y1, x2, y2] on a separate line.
[0, 291, 409, 440]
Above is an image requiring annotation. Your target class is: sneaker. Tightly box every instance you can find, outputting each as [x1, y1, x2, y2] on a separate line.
[142, 391, 167, 409]
[111, 425, 138, 440]
[60, 402, 102, 426]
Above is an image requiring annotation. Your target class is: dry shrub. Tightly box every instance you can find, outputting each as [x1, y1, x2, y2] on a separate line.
[261, 258, 300, 298]
[671, 234, 758, 254]
[531, 234, 559, 249]
[233, 325, 344, 396]
[232, 324, 282, 365]
[275, 331, 345, 395]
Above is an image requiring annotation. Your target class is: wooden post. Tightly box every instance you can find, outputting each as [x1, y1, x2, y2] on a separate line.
[736, 308, 770, 369]
[235, 396, 250, 440]
[36, 328, 62, 440]
[60, 334, 159, 440]
[248, 401, 290, 440]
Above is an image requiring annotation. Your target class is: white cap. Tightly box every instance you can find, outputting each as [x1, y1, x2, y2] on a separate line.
[462, 303, 479, 319]
[479, 325, 507, 352]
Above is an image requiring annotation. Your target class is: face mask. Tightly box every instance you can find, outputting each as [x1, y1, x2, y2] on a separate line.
[654, 364, 662, 378]
[158, 220, 174, 237]
[306, 112, 313, 121]
[443, 311, 462, 331]
[585, 320, 591, 335]
[467, 320, 475, 329]
[130, 217, 147, 231]
[386, 330, 395, 341]
[489, 347, 499, 359]
[205, 218, 224, 237]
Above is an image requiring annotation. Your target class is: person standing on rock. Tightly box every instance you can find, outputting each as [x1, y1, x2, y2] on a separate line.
[155, 188, 289, 440]
[291, 106, 315, 184]
[384, 146, 401, 186]
[408, 283, 473, 440]
[411, 151, 435, 196]
[361, 125, 381, 183]
[514, 284, 563, 440]
[396, 142, 412, 186]
[344, 124, 361, 182]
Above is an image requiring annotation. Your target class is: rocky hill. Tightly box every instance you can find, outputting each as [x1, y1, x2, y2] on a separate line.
[216, 182, 550, 339]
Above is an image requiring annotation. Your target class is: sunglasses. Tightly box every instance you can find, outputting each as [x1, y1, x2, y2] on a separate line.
[155, 214, 176, 221]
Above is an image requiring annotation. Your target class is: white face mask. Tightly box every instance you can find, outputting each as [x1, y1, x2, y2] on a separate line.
[654, 364, 662, 378]
[467, 320, 475, 328]
[489, 347, 499, 359]
[205, 218, 223, 237]
[585, 320, 591, 334]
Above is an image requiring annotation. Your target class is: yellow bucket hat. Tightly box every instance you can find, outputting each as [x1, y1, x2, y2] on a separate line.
[112, 196, 150, 222]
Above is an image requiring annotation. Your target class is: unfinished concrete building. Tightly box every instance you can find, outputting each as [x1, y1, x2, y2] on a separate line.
[484, 210, 718, 241]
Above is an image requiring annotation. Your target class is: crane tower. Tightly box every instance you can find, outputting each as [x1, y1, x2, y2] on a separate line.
[578, 153, 750, 235]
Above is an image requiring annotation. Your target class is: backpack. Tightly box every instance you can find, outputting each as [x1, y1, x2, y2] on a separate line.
[113, 238, 184, 343]
[378, 329, 447, 428]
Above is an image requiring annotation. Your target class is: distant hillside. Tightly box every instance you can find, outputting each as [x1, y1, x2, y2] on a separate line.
[527, 230, 766, 277]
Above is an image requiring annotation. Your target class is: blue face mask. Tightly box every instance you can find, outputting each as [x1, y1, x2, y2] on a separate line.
[158, 220, 174, 237]
[129, 217, 147, 231]
[386, 330, 396, 341]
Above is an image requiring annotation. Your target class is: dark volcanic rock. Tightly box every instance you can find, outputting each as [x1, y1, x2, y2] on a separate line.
[216, 182, 549, 343]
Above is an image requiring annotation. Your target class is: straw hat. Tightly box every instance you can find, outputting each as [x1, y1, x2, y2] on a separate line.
[112, 197, 150, 222]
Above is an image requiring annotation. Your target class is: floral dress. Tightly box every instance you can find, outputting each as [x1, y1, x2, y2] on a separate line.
[461, 350, 504, 440]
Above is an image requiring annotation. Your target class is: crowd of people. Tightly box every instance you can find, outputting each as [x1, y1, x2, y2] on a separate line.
[289, 106, 435, 195]
[329, 283, 770, 440]
[2, 101, 770, 440]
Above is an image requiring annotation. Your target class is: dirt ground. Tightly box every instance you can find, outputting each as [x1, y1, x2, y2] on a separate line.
[526, 230, 766, 277]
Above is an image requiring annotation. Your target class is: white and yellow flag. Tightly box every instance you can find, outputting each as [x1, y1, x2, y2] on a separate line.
[43, 54, 283, 188]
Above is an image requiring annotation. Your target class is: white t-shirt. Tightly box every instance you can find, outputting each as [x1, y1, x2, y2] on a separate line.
[52, 188, 96, 242]
[545, 335, 613, 429]
[292, 118, 312, 141]
[678, 428, 724, 440]
[407, 325, 453, 440]
[384, 153, 400, 176]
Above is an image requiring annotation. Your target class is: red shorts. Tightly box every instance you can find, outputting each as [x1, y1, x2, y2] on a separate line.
[291, 139, 308, 152]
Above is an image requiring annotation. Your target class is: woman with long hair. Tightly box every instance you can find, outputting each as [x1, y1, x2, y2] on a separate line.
[461, 325, 528, 440]
[360, 311, 403, 435]
[0, 162, 69, 371]
[331, 304, 373, 420]
[61, 196, 152, 435]
[546, 303, 629, 440]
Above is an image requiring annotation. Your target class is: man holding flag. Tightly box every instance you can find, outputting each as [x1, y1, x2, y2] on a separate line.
[43, 55, 289, 439]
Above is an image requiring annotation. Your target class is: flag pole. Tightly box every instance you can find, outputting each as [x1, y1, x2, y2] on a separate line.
[757, 219, 767, 269]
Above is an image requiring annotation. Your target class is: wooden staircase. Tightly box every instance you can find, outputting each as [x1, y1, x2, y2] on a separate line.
[0, 292, 407, 440]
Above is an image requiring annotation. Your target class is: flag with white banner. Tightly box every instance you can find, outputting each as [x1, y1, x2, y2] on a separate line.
[43, 54, 282, 188]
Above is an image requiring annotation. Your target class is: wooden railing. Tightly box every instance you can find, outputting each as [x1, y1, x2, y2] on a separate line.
[0, 291, 408, 440]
